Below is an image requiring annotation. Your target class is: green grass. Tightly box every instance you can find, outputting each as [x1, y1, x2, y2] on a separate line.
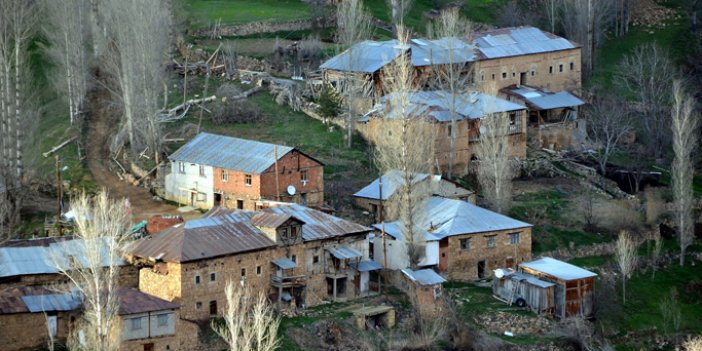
[568, 255, 610, 268]
[184, 0, 311, 29]
[510, 190, 567, 223]
[531, 226, 610, 254]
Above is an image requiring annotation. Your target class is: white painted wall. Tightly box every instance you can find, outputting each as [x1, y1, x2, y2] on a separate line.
[372, 234, 438, 269]
[150, 311, 176, 337]
[122, 311, 176, 341]
[165, 161, 214, 208]
[122, 313, 149, 340]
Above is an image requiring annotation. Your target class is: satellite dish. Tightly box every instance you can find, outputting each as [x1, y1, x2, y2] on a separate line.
[494, 269, 505, 278]
[479, 126, 487, 134]
[287, 185, 296, 196]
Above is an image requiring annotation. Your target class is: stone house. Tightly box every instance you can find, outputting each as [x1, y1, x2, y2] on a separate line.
[125, 203, 376, 321]
[399, 268, 447, 318]
[353, 170, 475, 221]
[360, 90, 527, 174]
[164, 132, 324, 211]
[373, 196, 532, 281]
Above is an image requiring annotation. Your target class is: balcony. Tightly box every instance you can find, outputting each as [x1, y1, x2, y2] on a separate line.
[270, 273, 307, 288]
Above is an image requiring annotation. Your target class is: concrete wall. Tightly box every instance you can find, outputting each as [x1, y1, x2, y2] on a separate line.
[121, 310, 177, 341]
[372, 235, 438, 270]
[164, 161, 214, 209]
[119, 311, 198, 351]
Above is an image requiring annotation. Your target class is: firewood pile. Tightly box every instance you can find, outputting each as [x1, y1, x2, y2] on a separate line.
[631, 0, 680, 29]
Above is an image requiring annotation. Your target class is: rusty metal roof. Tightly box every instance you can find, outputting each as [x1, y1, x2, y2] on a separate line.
[0, 286, 81, 315]
[127, 204, 371, 263]
[251, 212, 304, 228]
[117, 288, 179, 315]
[168, 132, 294, 174]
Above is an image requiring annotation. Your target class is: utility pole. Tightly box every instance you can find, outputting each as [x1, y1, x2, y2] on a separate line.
[274, 146, 281, 201]
[55, 155, 62, 236]
[379, 174, 389, 300]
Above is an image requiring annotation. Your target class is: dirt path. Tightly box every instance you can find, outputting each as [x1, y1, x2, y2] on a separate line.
[84, 88, 190, 223]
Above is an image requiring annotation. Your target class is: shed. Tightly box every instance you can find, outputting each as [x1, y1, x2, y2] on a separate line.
[492, 268, 555, 314]
[519, 257, 597, 318]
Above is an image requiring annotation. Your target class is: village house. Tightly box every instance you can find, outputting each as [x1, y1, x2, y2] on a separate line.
[125, 203, 376, 321]
[373, 196, 532, 281]
[164, 132, 324, 211]
[399, 268, 447, 318]
[0, 286, 198, 351]
[360, 90, 527, 173]
[353, 170, 475, 221]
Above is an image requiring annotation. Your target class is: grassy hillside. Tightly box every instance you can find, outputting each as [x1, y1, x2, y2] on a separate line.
[184, 0, 310, 29]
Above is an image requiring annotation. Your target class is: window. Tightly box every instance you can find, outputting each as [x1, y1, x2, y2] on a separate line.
[549, 66, 553, 74]
[178, 162, 185, 174]
[157, 314, 169, 327]
[197, 192, 206, 202]
[196, 302, 202, 309]
[300, 170, 308, 182]
[491, 73, 495, 80]
[291, 255, 297, 263]
[531, 70, 535, 76]
[559, 64, 563, 72]
[241, 268, 246, 277]
[256, 265, 262, 276]
[221, 170, 228, 182]
[480, 73, 484, 81]
[245, 174, 252, 186]
[510, 232, 520, 245]
[199, 165, 206, 177]
[486, 235, 497, 248]
[210, 272, 216, 282]
[447, 125, 452, 136]
[313, 255, 319, 264]
[209, 300, 217, 315]
[512, 72, 516, 77]
[195, 275, 201, 285]
[509, 112, 517, 125]
[501, 72, 507, 79]
[131, 317, 143, 331]
[570, 62, 574, 70]
[460, 238, 471, 250]
[236, 199, 244, 209]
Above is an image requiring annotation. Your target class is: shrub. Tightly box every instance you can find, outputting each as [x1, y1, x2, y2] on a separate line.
[317, 85, 342, 119]
[212, 100, 265, 124]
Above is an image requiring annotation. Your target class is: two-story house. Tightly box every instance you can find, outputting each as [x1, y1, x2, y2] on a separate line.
[164, 132, 324, 210]
[125, 203, 375, 321]
[373, 196, 532, 281]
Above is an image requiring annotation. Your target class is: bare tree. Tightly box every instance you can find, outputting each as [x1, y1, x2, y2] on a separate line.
[387, 0, 413, 30]
[670, 80, 699, 266]
[615, 44, 677, 160]
[103, 0, 173, 162]
[336, 0, 373, 148]
[43, 0, 92, 126]
[223, 41, 238, 81]
[51, 191, 131, 351]
[212, 280, 280, 351]
[543, 0, 561, 33]
[427, 8, 473, 179]
[560, 0, 613, 77]
[374, 27, 434, 268]
[615, 230, 638, 305]
[585, 93, 633, 187]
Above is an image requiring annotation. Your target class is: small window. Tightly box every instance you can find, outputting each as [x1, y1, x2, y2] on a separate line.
[157, 314, 169, 327]
[447, 125, 452, 137]
[313, 255, 319, 264]
[491, 73, 495, 80]
[291, 255, 297, 263]
[178, 162, 185, 174]
[196, 302, 202, 309]
[209, 300, 217, 315]
[241, 268, 246, 277]
[236, 199, 244, 209]
[480, 73, 484, 81]
[210, 273, 216, 282]
[245, 174, 252, 186]
[460, 238, 471, 250]
[570, 62, 574, 70]
[559, 64, 563, 72]
[501, 72, 507, 79]
[256, 265, 262, 276]
[199, 165, 206, 177]
[131, 317, 143, 331]
[509, 112, 517, 125]
[510, 232, 521, 245]
[549, 66, 553, 74]
[195, 275, 201, 285]
[512, 72, 516, 77]
[301, 170, 308, 182]
[221, 170, 228, 182]
[531, 70, 535, 76]
[486, 235, 497, 248]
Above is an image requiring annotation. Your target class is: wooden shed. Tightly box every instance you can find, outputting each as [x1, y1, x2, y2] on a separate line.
[519, 257, 597, 319]
[492, 268, 556, 314]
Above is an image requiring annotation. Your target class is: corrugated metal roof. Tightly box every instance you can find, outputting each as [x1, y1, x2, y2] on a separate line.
[320, 40, 403, 73]
[520, 257, 597, 281]
[410, 37, 475, 66]
[117, 288, 180, 315]
[168, 132, 294, 174]
[251, 212, 300, 228]
[353, 170, 430, 200]
[375, 196, 531, 240]
[349, 260, 383, 272]
[0, 286, 81, 314]
[502, 270, 555, 288]
[272, 257, 297, 269]
[473, 26, 577, 59]
[327, 245, 363, 260]
[401, 268, 446, 285]
[502, 85, 585, 110]
[127, 204, 371, 263]
[0, 238, 125, 279]
[22, 290, 82, 313]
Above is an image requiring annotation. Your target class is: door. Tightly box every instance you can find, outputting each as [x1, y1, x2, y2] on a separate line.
[477, 260, 486, 279]
[236, 199, 244, 209]
[143, 343, 154, 351]
[209, 300, 217, 315]
[520, 72, 527, 85]
[190, 192, 196, 206]
[506, 257, 515, 269]
[438, 238, 449, 272]
[300, 192, 307, 205]
[214, 193, 222, 206]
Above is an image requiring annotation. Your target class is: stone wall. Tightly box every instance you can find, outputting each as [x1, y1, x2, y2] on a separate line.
[1, 312, 72, 351]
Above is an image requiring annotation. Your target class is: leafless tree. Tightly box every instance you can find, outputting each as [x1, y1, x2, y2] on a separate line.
[223, 41, 238, 80]
[336, 0, 373, 148]
[560, 0, 613, 77]
[427, 8, 473, 179]
[212, 280, 280, 351]
[614, 0, 636, 36]
[103, 0, 173, 162]
[474, 87, 515, 214]
[387, 0, 413, 30]
[543, 0, 561, 33]
[585, 93, 633, 187]
[615, 44, 677, 160]
[374, 27, 434, 268]
[670, 80, 699, 266]
[51, 191, 132, 351]
[615, 230, 638, 305]
[43, 0, 92, 126]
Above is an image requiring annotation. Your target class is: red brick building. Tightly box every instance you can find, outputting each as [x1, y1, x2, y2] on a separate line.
[165, 133, 324, 210]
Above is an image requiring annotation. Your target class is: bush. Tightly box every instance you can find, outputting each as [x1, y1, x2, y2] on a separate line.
[216, 83, 242, 99]
[317, 85, 342, 119]
[212, 99, 265, 124]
